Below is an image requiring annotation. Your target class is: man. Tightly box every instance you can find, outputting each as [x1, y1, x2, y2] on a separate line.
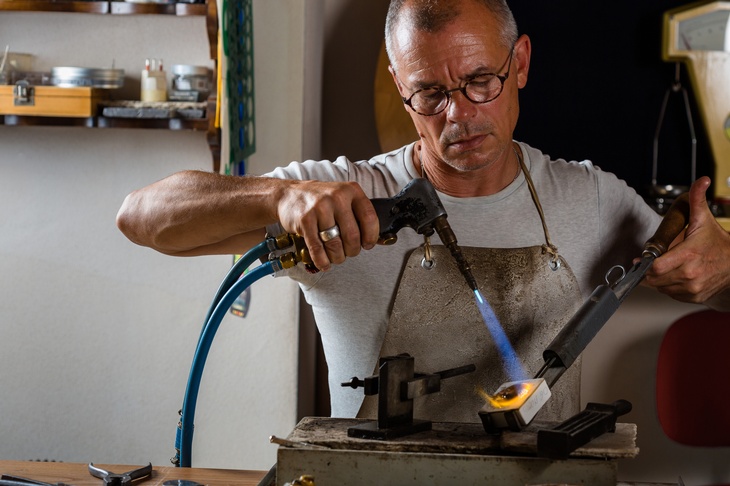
[117, 0, 730, 421]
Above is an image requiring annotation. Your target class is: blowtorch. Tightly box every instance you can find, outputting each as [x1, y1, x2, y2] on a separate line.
[479, 191, 691, 433]
[370, 178, 479, 292]
[292, 177, 478, 292]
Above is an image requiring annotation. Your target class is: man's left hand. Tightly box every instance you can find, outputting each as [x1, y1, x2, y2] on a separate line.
[643, 176, 730, 310]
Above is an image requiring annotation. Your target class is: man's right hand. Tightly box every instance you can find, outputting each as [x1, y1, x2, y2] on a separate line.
[275, 179, 380, 272]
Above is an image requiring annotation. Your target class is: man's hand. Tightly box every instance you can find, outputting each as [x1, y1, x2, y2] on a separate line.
[643, 176, 730, 309]
[275, 180, 380, 272]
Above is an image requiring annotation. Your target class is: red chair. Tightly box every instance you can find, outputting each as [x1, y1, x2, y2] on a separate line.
[656, 309, 730, 447]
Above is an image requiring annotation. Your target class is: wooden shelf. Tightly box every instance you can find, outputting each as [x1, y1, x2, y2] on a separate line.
[1, 114, 97, 127]
[0, 1, 109, 14]
[0, 114, 209, 130]
[98, 115, 209, 130]
[110, 1, 206, 16]
[0, 1, 206, 16]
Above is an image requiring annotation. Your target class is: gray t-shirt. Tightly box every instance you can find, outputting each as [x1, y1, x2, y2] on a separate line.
[266, 141, 661, 418]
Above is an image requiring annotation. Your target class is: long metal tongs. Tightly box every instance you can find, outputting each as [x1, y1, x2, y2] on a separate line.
[536, 192, 691, 388]
[0, 475, 73, 486]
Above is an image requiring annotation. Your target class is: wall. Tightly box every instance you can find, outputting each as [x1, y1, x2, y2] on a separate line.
[0, 2, 321, 471]
[321, 0, 390, 160]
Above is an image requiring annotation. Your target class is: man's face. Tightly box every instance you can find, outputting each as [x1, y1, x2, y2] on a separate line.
[390, 3, 529, 173]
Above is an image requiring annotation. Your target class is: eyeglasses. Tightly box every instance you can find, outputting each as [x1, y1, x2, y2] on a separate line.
[401, 45, 515, 116]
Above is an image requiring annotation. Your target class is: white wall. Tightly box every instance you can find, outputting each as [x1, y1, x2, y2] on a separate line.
[0, 2, 320, 471]
[582, 287, 730, 485]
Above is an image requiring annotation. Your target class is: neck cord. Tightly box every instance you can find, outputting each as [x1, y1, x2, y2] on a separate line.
[513, 144, 561, 269]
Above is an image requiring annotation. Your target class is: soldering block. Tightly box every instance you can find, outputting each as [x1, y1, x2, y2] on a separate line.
[478, 378, 551, 433]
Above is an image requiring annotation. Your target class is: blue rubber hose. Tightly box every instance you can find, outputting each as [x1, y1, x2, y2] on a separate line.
[176, 260, 277, 467]
[201, 239, 271, 331]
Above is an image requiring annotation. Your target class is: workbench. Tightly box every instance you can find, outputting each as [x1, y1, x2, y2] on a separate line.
[0, 461, 266, 486]
[0, 455, 677, 486]
[276, 417, 641, 486]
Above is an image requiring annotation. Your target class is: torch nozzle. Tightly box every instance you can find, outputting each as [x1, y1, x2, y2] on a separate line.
[433, 216, 479, 292]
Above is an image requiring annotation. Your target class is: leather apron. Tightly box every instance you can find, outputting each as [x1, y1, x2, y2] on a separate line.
[358, 155, 584, 424]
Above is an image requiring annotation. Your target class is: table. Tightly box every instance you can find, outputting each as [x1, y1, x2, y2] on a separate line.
[0, 461, 267, 486]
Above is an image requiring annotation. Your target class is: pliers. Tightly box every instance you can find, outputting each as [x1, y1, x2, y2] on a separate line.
[87, 464, 152, 486]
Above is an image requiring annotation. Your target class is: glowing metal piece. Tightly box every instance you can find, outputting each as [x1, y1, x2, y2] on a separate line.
[479, 381, 535, 409]
[478, 378, 551, 431]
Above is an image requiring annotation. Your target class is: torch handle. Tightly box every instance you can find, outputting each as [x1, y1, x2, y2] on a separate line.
[370, 178, 447, 245]
[644, 192, 691, 257]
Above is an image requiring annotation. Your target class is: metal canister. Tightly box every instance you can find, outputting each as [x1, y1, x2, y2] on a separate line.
[171, 65, 210, 101]
[51, 67, 124, 89]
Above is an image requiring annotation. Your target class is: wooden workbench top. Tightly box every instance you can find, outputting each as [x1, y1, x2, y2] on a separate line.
[0, 461, 266, 486]
[287, 417, 639, 459]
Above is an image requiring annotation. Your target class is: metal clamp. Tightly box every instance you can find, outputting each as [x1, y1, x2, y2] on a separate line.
[342, 354, 475, 440]
[13, 80, 34, 106]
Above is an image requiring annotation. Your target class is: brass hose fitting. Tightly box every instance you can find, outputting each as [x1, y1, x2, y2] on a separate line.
[289, 234, 318, 273]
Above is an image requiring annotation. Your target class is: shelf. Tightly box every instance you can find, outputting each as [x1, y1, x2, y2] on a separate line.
[0, 1, 109, 14]
[1, 115, 97, 127]
[0, 0, 220, 169]
[0, 114, 209, 130]
[98, 115, 209, 130]
[110, 1, 206, 16]
[0, 1, 206, 16]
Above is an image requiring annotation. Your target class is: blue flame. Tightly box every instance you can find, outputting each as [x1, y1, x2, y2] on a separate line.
[474, 289, 527, 381]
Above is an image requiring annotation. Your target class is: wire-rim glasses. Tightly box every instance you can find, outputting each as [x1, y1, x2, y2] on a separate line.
[401, 45, 515, 116]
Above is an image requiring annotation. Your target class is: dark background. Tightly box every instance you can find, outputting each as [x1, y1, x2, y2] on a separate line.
[321, 0, 714, 200]
[509, 1, 712, 197]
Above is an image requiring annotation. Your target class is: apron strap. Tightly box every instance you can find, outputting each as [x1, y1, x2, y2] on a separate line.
[515, 144, 562, 270]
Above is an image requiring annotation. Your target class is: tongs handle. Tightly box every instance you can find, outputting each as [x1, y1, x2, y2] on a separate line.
[539, 191, 692, 385]
[644, 192, 691, 257]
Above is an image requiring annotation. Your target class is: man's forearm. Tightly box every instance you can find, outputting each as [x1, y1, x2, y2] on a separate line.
[116, 170, 287, 255]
